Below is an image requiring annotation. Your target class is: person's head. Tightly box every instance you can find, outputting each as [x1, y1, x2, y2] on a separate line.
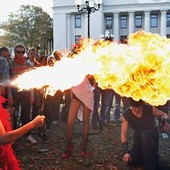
[28, 47, 37, 62]
[14, 44, 26, 58]
[38, 54, 47, 66]
[47, 55, 56, 66]
[0, 47, 10, 61]
[53, 50, 63, 61]
[130, 98, 143, 108]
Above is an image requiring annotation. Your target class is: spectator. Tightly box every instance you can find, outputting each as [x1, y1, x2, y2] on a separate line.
[163, 112, 170, 133]
[46, 51, 63, 125]
[10, 44, 36, 144]
[112, 91, 121, 123]
[0, 55, 13, 110]
[121, 98, 169, 169]
[163, 123, 170, 132]
[100, 89, 114, 126]
[27, 47, 38, 67]
[53, 50, 63, 61]
[156, 101, 169, 136]
[0, 56, 9, 91]
[0, 47, 13, 106]
[91, 85, 102, 129]
[91, 86, 114, 129]
[0, 46, 11, 62]
[27, 47, 41, 120]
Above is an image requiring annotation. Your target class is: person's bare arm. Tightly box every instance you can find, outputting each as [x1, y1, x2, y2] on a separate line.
[121, 116, 132, 164]
[121, 116, 129, 143]
[152, 106, 169, 119]
[0, 115, 45, 145]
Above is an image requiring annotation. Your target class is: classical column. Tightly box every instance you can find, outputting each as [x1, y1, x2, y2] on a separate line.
[113, 12, 119, 41]
[90, 8, 104, 39]
[160, 10, 167, 37]
[144, 11, 150, 32]
[66, 14, 71, 49]
[128, 12, 135, 34]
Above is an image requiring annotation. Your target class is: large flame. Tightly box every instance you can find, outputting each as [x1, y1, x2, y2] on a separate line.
[12, 30, 170, 106]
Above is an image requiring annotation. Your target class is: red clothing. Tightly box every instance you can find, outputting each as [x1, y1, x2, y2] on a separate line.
[11, 59, 32, 78]
[0, 96, 20, 170]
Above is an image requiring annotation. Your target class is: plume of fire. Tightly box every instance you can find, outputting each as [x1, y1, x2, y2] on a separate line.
[12, 30, 170, 106]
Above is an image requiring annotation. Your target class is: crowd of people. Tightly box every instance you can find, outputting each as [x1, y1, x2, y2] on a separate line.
[0, 44, 170, 169]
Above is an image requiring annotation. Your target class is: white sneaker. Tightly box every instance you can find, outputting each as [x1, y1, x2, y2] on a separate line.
[51, 121, 58, 125]
[26, 135, 36, 144]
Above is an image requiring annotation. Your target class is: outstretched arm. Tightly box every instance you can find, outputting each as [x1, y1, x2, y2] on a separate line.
[0, 115, 45, 145]
[152, 106, 169, 119]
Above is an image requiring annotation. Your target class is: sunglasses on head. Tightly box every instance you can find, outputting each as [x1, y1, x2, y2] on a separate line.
[15, 51, 25, 54]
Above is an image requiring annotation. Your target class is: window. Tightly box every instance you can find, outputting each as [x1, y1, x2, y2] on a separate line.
[135, 15, 142, 28]
[150, 14, 158, 28]
[75, 35, 81, 43]
[120, 15, 127, 29]
[167, 13, 170, 27]
[75, 14, 81, 28]
[106, 16, 113, 29]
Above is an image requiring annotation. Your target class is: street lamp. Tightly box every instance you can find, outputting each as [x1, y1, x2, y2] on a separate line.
[75, 0, 103, 38]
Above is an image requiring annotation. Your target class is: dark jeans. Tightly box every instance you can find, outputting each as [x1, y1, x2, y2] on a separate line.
[91, 86, 101, 126]
[100, 89, 114, 123]
[12, 88, 32, 137]
[129, 128, 159, 169]
[113, 92, 121, 121]
[52, 90, 62, 121]
[92, 87, 114, 125]
[61, 89, 71, 123]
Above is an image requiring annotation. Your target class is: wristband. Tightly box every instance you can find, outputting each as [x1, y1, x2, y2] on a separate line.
[122, 142, 129, 154]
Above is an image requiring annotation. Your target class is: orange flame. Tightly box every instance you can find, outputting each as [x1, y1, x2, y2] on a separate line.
[12, 30, 170, 106]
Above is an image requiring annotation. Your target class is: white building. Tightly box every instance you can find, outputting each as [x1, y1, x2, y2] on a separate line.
[53, 0, 170, 51]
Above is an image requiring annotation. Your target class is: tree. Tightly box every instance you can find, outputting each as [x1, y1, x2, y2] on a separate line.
[0, 5, 53, 54]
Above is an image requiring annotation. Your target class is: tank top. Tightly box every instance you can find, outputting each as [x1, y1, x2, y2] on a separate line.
[123, 104, 155, 133]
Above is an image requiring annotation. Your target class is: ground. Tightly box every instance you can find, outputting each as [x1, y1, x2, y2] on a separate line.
[13, 119, 170, 170]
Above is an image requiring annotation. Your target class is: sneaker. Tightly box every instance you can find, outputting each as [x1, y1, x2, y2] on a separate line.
[51, 121, 58, 125]
[112, 118, 120, 123]
[26, 135, 36, 144]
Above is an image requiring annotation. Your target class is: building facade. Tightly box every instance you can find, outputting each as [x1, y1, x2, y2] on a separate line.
[53, 0, 170, 51]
